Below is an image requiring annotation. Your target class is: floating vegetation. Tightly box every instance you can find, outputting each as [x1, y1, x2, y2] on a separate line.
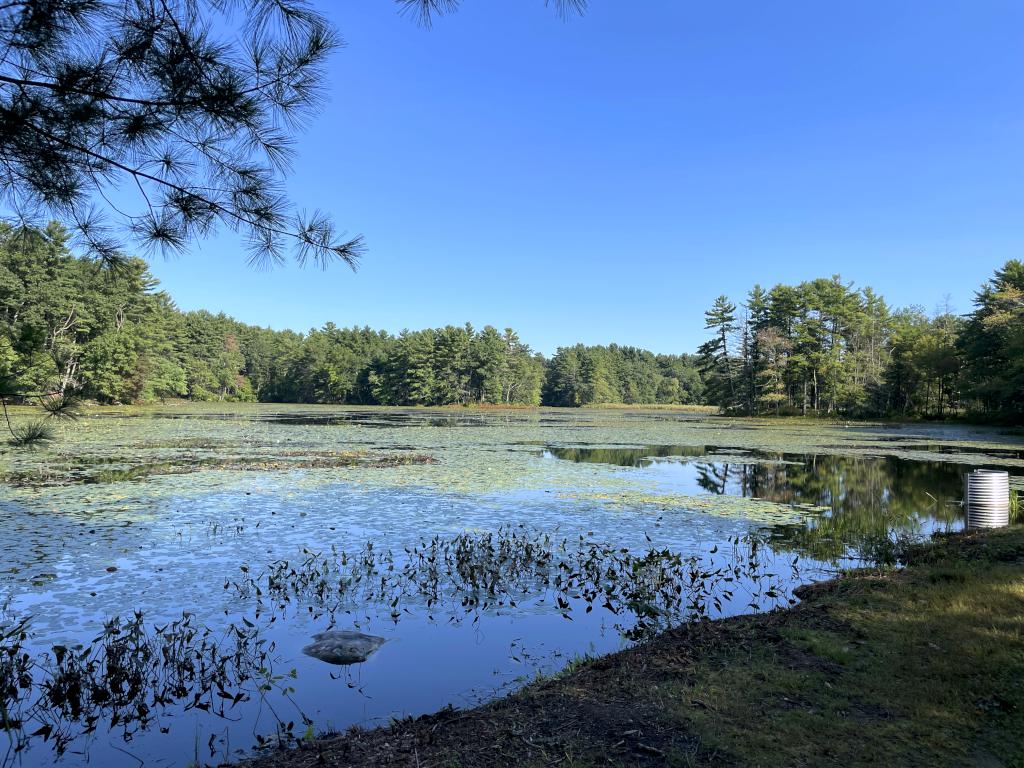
[544, 444, 810, 470]
[1, 528, 794, 764]
[897, 443, 1024, 460]
[136, 437, 239, 450]
[561, 489, 826, 523]
[232, 526, 799, 641]
[0, 404, 1020, 767]
[546, 444, 716, 466]
[0, 451, 437, 487]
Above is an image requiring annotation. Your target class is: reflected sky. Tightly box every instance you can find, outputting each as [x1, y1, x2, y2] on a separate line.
[1, 406, 1020, 766]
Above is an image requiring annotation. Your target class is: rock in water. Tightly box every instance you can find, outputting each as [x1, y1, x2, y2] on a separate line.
[302, 630, 387, 665]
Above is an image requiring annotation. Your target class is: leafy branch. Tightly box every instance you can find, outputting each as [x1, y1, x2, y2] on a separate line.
[0, 0, 358, 269]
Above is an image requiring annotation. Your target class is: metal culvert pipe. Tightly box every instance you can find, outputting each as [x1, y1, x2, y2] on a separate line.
[964, 469, 1010, 529]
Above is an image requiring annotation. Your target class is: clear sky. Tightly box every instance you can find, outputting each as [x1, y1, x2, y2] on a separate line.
[146, 0, 1024, 356]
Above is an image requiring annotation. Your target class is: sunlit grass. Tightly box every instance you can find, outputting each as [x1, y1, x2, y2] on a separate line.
[670, 526, 1024, 766]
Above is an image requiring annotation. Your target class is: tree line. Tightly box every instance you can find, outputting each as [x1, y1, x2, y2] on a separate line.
[0, 225, 701, 408]
[2, 224, 1021, 420]
[697, 265, 1024, 420]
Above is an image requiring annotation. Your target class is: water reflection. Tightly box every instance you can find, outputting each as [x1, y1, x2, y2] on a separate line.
[545, 445, 974, 561]
[897, 444, 1024, 460]
[1, 528, 791, 767]
[4, 409, 1020, 767]
[730, 454, 965, 561]
[546, 444, 715, 467]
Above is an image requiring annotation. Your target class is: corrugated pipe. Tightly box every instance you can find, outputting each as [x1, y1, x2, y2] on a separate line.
[964, 469, 1010, 529]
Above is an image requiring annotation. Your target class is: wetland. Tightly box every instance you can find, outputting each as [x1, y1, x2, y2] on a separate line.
[1, 404, 1022, 767]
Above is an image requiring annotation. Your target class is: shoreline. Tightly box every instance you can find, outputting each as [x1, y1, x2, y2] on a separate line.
[4, 399, 1021, 427]
[242, 526, 1024, 767]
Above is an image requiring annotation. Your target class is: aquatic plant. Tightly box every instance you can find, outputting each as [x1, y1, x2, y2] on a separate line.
[232, 526, 799, 641]
[0, 610, 307, 764]
[557, 489, 820, 524]
[0, 526, 796, 764]
[0, 450, 438, 488]
[1, 406, 1020, 766]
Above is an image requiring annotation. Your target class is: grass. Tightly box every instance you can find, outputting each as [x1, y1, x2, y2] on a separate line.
[245, 526, 1024, 768]
[675, 539, 1023, 766]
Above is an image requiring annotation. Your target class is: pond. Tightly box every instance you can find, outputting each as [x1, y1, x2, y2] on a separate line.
[1, 405, 1021, 767]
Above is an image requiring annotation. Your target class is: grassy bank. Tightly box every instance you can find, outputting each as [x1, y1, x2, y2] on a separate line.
[247, 526, 1024, 768]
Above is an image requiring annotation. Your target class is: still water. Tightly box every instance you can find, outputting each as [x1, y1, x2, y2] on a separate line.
[0, 405, 1020, 766]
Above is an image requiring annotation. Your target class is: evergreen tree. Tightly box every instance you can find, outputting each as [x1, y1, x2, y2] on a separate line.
[959, 260, 1024, 416]
[0, 0, 365, 269]
[471, 326, 506, 404]
[697, 295, 738, 410]
[433, 324, 474, 405]
[579, 349, 616, 405]
[544, 346, 584, 406]
[743, 285, 769, 414]
[497, 329, 542, 405]
[755, 328, 790, 414]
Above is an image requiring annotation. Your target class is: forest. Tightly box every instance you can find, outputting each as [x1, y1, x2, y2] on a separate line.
[697, 268, 1024, 419]
[2, 223, 1022, 420]
[0, 224, 701, 408]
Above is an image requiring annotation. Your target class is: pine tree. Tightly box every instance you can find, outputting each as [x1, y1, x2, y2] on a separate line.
[743, 285, 769, 413]
[697, 295, 738, 410]
[579, 349, 616, 405]
[959, 260, 1024, 416]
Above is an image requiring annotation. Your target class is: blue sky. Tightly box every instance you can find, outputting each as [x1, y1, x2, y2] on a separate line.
[146, 0, 1024, 356]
